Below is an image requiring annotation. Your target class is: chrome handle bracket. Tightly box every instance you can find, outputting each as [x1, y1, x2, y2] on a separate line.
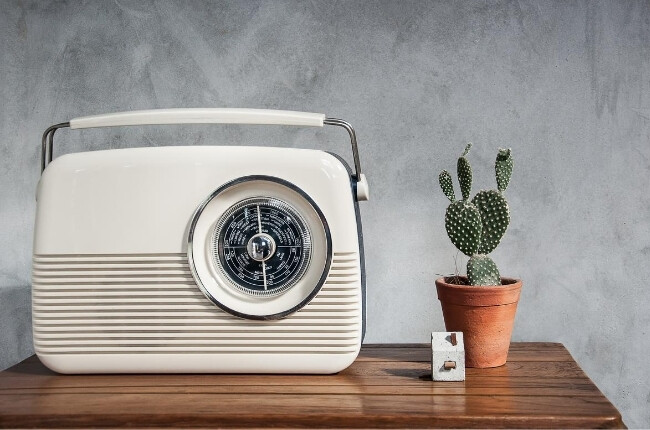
[41, 122, 70, 173]
[323, 118, 362, 180]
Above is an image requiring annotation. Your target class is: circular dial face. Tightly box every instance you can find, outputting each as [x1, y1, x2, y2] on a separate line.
[212, 197, 312, 297]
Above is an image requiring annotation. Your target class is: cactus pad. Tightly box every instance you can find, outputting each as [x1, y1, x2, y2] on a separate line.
[445, 201, 482, 256]
[439, 170, 455, 202]
[495, 148, 513, 192]
[472, 189, 510, 254]
[467, 254, 501, 285]
[457, 144, 473, 201]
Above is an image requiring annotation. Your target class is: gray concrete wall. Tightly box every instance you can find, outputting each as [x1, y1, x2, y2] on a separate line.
[1, 0, 648, 426]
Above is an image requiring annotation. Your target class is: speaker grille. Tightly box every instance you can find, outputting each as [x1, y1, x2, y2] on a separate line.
[32, 252, 360, 354]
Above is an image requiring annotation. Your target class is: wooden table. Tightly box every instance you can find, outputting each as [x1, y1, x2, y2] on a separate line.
[0, 343, 624, 428]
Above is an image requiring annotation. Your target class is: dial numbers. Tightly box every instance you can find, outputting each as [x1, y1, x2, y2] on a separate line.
[213, 198, 312, 296]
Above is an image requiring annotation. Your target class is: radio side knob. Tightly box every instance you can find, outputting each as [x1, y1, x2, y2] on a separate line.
[356, 174, 370, 201]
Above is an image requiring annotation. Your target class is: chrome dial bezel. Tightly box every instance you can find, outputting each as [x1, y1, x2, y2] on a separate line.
[187, 175, 332, 320]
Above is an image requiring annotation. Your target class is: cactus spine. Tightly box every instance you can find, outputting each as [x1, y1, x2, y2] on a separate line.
[439, 144, 513, 286]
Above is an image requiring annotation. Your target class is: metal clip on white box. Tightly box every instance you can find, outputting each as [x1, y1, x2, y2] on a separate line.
[431, 332, 465, 381]
[33, 108, 369, 374]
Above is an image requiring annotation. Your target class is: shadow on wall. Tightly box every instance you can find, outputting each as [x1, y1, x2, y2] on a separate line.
[0, 286, 33, 371]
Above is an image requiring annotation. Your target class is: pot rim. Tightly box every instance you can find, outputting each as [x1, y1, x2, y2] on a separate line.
[436, 275, 522, 289]
[435, 276, 523, 306]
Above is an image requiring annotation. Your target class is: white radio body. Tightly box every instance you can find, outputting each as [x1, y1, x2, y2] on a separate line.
[32, 109, 368, 374]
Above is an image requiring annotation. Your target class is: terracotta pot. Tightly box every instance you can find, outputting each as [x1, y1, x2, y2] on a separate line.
[435, 276, 522, 368]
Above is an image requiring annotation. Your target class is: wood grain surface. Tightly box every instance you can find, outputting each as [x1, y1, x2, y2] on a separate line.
[0, 343, 625, 428]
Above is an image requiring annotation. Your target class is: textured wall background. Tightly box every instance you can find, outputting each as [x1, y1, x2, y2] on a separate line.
[1, 0, 649, 426]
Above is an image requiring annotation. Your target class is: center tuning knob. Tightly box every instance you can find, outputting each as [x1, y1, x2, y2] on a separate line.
[247, 233, 276, 262]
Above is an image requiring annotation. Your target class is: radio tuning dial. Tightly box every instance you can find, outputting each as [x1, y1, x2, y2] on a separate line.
[212, 197, 312, 297]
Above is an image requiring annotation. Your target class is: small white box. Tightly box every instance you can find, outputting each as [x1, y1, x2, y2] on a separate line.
[431, 332, 465, 381]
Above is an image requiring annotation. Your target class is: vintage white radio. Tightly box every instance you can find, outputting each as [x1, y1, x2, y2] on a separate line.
[32, 109, 369, 374]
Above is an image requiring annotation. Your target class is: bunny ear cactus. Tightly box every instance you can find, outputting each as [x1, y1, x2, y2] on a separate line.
[439, 145, 513, 286]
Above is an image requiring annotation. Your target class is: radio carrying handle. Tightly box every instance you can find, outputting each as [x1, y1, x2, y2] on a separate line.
[41, 109, 366, 197]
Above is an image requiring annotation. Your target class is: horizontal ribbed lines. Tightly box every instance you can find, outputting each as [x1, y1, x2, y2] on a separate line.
[33, 252, 360, 354]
